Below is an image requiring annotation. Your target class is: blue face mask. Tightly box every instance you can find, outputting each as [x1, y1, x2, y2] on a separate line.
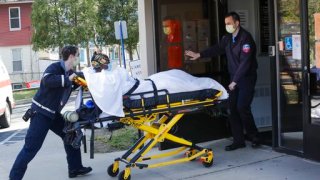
[106, 62, 112, 71]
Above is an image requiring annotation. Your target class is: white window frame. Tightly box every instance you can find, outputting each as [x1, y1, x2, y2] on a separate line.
[9, 7, 21, 31]
[12, 48, 23, 72]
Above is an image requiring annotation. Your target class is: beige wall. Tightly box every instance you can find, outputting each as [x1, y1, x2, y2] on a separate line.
[138, 0, 156, 78]
[0, 45, 40, 84]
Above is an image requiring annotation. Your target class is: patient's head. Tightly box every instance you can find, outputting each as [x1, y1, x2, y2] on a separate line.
[91, 53, 110, 72]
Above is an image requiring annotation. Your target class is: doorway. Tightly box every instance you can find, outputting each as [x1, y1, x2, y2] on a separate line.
[153, 0, 230, 149]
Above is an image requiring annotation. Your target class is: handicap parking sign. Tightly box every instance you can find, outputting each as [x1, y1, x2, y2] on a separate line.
[284, 36, 292, 50]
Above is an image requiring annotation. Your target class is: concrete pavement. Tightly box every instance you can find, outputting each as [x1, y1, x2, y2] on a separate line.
[1, 129, 320, 180]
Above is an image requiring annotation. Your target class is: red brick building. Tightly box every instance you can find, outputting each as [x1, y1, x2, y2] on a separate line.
[0, 0, 33, 46]
[0, 0, 39, 89]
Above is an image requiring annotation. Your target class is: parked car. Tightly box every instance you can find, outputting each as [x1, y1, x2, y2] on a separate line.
[0, 57, 14, 128]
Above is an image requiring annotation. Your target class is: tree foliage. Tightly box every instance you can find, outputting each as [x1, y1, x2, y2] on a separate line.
[95, 0, 139, 60]
[32, 0, 139, 61]
[32, 0, 96, 51]
[308, 0, 320, 64]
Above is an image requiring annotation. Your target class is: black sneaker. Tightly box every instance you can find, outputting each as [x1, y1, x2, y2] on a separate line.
[69, 166, 92, 178]
[251, 138, 261, 148]
[225, 143, 246, 151]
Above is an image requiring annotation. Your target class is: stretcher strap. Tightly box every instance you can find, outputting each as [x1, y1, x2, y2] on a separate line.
[145, 79, 159, 106]
[125, 79, 140, 95]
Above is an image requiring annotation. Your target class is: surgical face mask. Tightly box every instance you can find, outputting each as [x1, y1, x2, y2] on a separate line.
[101, 63, 112, 72]
[226, 24, 236, 34]
[73, 57, 80, 67]
[163, 27, 171, 35]
[106, 62, 112, 71]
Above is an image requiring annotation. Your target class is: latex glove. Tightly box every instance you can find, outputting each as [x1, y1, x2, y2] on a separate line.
[185, 50, 200, 60]
[68, 73, 77, 81]
[229, 82, 237, 91]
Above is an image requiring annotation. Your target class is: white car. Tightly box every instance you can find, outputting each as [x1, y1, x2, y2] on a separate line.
[0, 57, 14, 128]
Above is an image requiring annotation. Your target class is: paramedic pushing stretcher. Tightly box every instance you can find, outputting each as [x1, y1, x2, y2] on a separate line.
[185, 12, 260, 151]
[9, 46, 92, 180]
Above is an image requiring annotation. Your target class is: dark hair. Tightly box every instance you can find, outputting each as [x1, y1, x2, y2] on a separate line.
[61, 46, 78, 61]
[225, 12, 240, 23]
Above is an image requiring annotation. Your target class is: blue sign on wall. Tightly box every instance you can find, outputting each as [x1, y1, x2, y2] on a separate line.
[284, 36, 292, 50]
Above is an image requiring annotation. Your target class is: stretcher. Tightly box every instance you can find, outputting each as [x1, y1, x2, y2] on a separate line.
[67, 76, 225, 180]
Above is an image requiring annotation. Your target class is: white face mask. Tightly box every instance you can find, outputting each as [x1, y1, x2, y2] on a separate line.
[226, 24, 236, 34]
[73, 57, 80, 67]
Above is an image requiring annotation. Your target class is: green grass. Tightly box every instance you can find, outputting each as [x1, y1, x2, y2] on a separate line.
[95, 126, 139, 152]
[13, 89, 37, 101]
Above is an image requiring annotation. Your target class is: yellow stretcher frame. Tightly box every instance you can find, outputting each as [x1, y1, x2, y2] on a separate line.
[73, 76, 222, 180]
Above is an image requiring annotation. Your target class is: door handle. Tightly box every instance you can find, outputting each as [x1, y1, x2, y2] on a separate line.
[268, 46, 275, 57]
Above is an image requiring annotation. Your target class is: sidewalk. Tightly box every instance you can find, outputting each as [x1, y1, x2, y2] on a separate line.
[1, 130, 320, 180]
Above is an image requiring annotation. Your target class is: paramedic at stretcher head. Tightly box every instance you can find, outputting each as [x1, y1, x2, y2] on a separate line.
[9, 45, 92, 180]
[185, 12, 260, 151]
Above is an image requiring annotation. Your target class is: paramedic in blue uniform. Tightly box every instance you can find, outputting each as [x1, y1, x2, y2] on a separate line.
[185, 12, 260, 151]
[9, 46, 92, 179]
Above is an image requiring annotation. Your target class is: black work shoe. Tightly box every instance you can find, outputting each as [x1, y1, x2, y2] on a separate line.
[69, 166, 92, 178]
[251, 139, 261, 148]
[225, 143, 246, 151]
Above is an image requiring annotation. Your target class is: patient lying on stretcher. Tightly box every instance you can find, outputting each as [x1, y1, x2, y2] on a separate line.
[82, 53, 228, 117]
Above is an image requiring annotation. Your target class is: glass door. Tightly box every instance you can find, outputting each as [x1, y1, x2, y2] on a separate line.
[275, 0, 303, 152]
[154, 0, 221, 76]
[306, 0, 320, 161]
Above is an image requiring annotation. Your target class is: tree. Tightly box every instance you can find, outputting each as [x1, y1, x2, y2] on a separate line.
[31, 0, 139, 62]
[31, 0, 96, 63]
[96, 0, 139, 60]
[308, 0, 320, 65]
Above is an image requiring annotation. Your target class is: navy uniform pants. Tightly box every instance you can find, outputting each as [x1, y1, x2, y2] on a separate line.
[228, 75, 258, 144]
[9, 112, 83, 180]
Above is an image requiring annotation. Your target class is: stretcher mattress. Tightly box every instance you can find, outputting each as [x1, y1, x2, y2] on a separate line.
[123, 89, 220, 109]
[83, 67, 228, 117]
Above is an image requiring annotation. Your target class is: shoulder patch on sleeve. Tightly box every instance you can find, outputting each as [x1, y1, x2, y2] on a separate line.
[242, 44, 251, 53]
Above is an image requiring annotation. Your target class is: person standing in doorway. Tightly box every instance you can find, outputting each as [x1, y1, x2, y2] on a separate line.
[185, 12, 260, 151]
[9, 46, 92, 179]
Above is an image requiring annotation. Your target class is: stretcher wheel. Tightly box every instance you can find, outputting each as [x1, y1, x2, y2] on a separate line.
[201, 155, 213, 168]
[107, 164, 119, 177]
[119, 170, 131, 180]
[185, 149, 197, 161]
[202, 159, 213, 168]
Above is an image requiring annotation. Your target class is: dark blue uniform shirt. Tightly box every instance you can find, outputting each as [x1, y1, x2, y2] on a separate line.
[31, 61, 77, 119]
[200, 27, 258, 83]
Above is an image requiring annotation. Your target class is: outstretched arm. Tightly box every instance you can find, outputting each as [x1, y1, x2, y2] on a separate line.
[185, 36, 228, 60]
[185, 50, 200, 60]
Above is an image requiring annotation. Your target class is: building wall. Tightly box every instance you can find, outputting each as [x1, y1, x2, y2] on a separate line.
[0, 45, 39, 85]
[0, 2, 37, 88]
[0, 2, 33, 46]
[138, 0, 156, 78]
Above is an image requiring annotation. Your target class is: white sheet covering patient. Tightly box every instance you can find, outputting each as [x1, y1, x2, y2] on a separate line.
[82, 67, 228, 117]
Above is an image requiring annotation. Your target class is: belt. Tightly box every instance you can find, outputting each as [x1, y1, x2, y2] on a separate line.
[32, 99, 55, 114]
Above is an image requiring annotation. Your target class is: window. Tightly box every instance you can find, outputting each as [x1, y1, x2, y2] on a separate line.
[109, 47, 114, 60]
[114, 46, 119, 59]
[80, 49, 85, 63]
[9, 7, 21, 31]
[155, 0, 218, 74]
[12, 83, 23, 90]
[12, 48, 22, 72]
[309, 0, 320, 125]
